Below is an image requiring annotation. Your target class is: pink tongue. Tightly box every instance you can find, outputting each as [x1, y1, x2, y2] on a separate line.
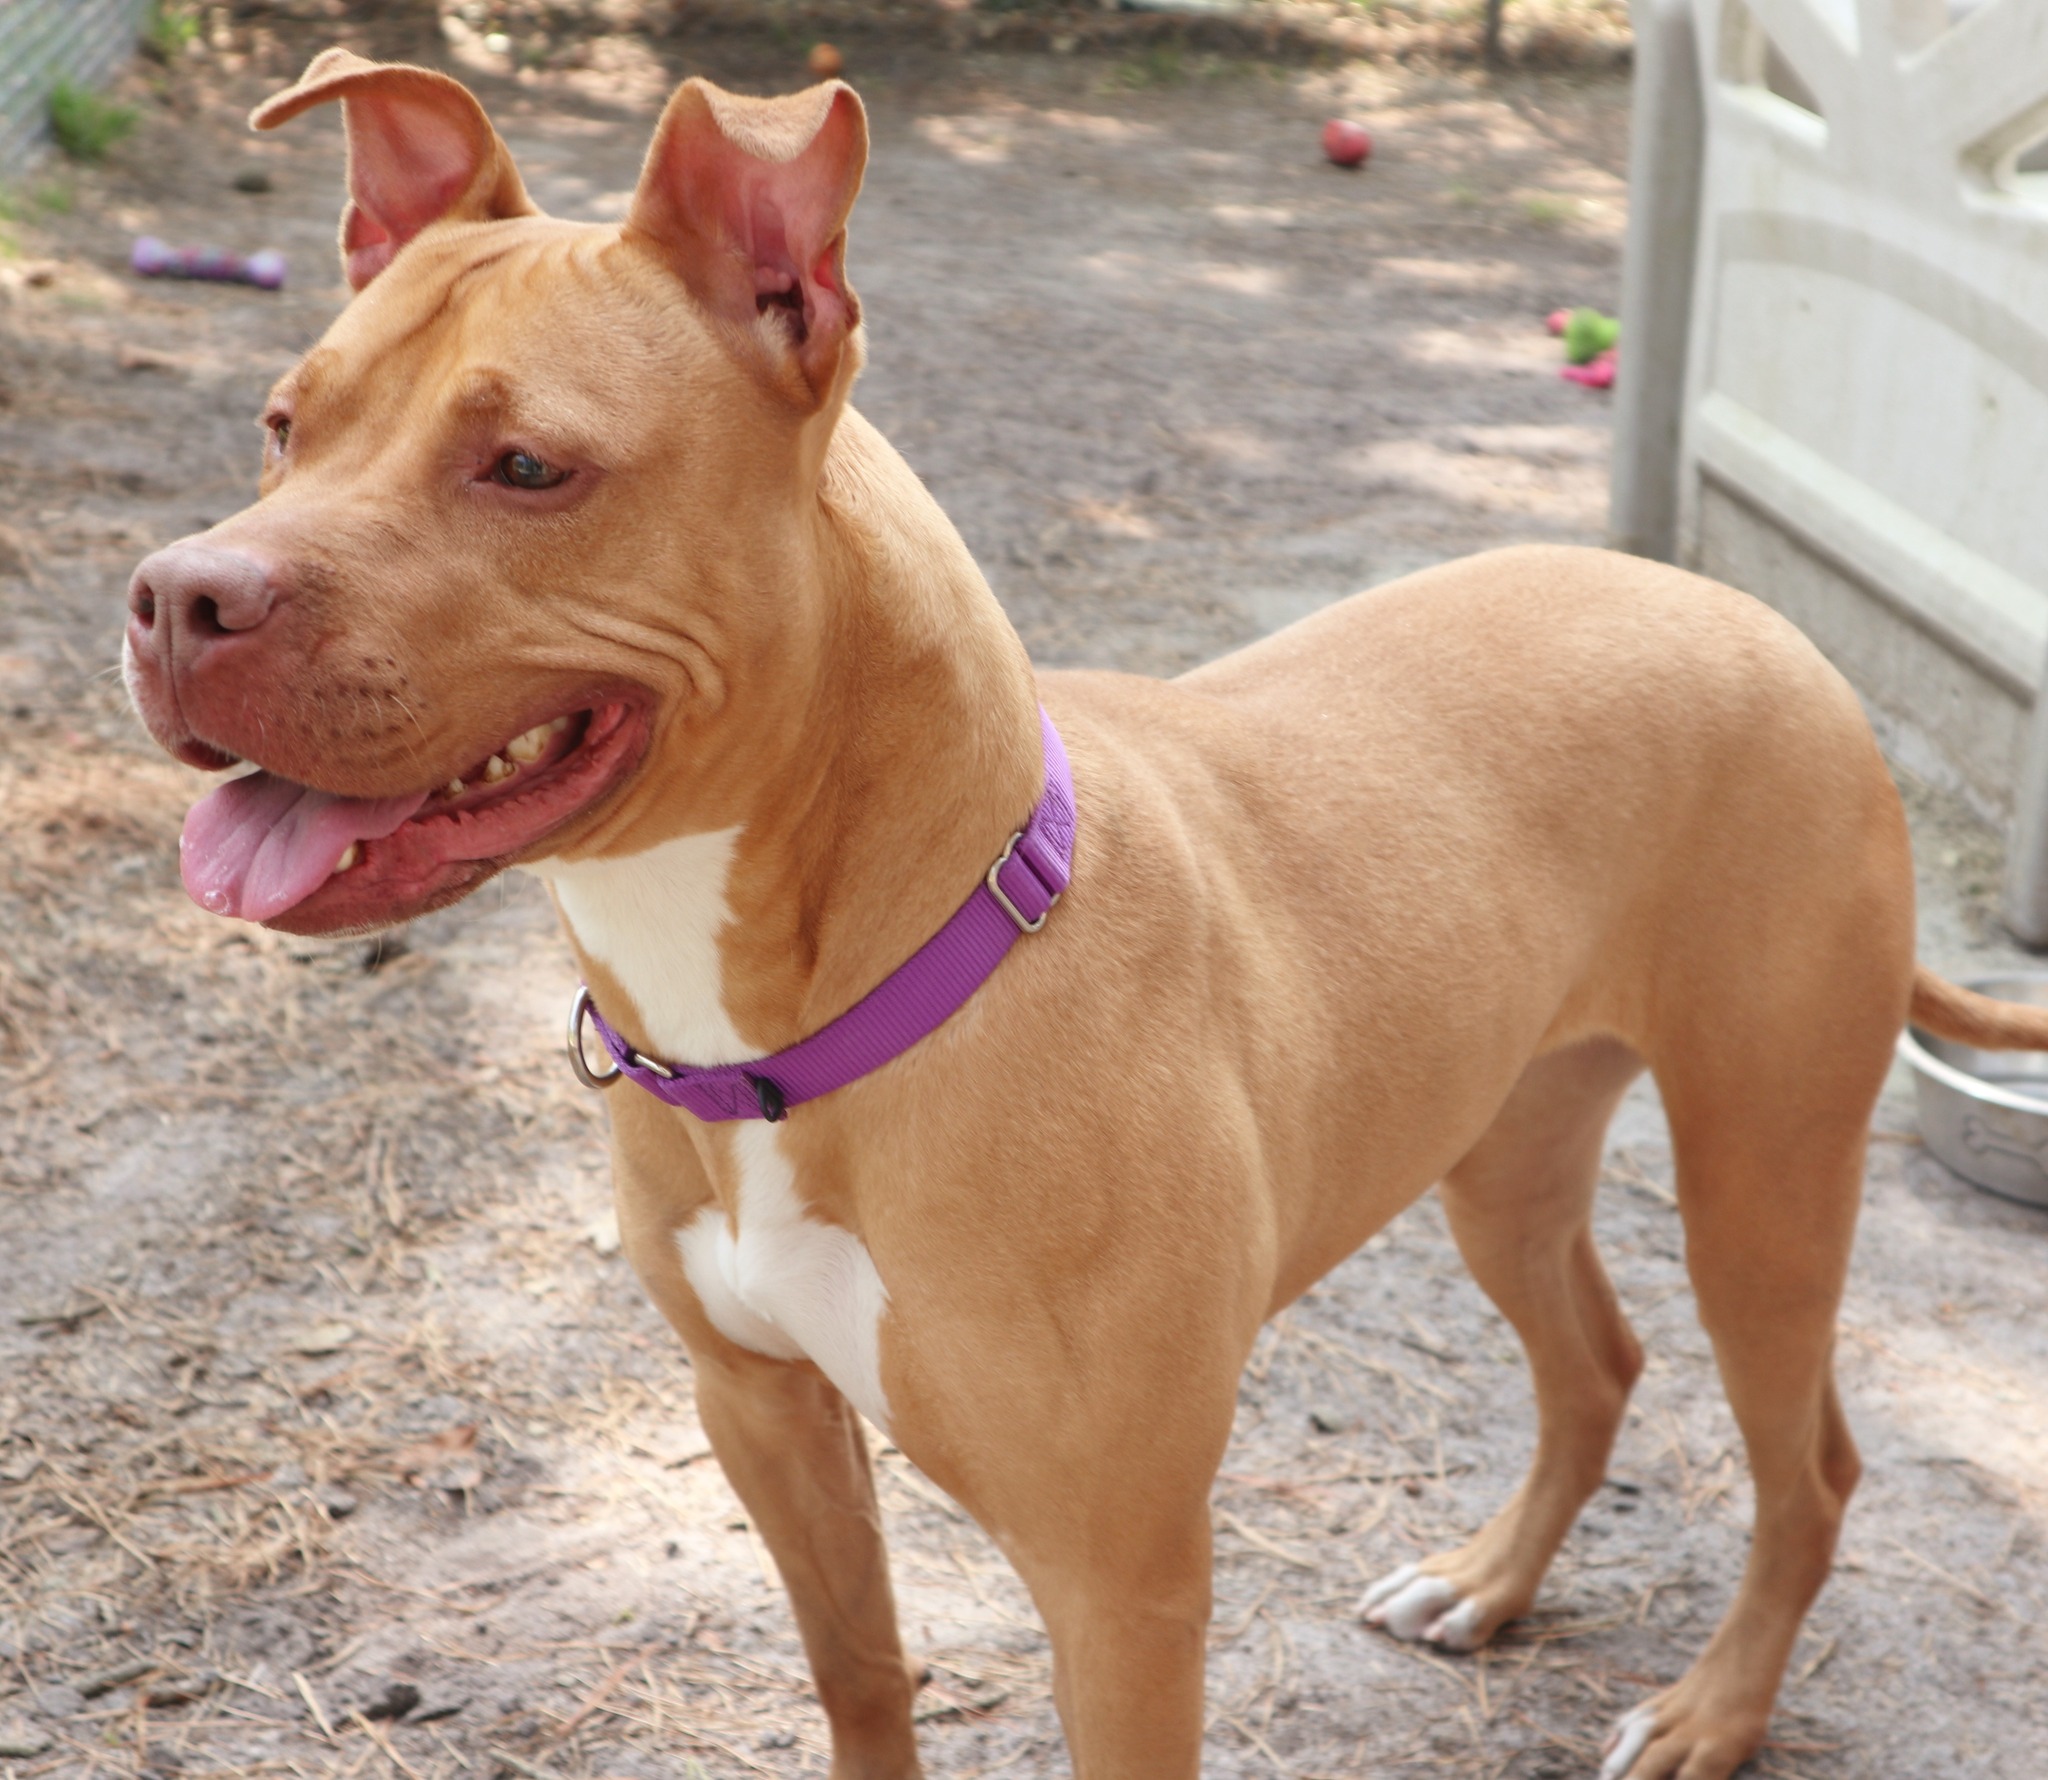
[181, 772, 429, 921]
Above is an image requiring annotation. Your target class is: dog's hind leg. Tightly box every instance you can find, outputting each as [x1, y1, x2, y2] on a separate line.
[1361, 1035, 1645, 1652]
[1593, 1054, 1874, 1780]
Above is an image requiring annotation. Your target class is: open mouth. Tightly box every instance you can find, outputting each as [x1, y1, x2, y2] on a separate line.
[179, 698, 648, 934]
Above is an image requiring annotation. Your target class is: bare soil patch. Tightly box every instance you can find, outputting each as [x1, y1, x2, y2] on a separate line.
[2, 13, 2044, 1780]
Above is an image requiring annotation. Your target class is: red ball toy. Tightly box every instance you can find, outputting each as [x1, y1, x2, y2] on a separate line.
[1321, 118, 1373, 169]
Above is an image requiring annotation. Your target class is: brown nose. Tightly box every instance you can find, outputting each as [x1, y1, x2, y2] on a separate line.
[128, 542, 280, 663]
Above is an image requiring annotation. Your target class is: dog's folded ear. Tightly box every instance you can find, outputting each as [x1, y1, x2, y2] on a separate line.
[627, 78, 867, 406]
[251, 48, 535, 292]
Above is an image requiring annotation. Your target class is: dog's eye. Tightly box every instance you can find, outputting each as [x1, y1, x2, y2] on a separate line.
[496, 450, 566, 491]
[268, 415, 290, 453]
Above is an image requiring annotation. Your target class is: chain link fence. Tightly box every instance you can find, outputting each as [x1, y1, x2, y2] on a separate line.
[0, 0, 151, 179]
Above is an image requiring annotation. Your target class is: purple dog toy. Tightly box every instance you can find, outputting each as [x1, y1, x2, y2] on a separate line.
[131, 236, 286, 290]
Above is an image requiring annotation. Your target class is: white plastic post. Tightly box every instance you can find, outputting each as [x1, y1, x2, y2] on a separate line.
[2003, 672, 2048, 944]
[1650, 0, 2048, 938]
[1609, 0, 1706, 563]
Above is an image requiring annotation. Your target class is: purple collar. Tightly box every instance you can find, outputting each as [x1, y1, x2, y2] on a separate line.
[567, 706, 1075, 1121]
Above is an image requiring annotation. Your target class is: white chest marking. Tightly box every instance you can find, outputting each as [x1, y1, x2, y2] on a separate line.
[531, 828, 754, 1064]
[677, 1125, 893, 1434]
[525, 833, 893, 1432]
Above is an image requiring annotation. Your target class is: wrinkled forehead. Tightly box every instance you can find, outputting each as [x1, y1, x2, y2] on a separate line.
[272, 216, 712, 441]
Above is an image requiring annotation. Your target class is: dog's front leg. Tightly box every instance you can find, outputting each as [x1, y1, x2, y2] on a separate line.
[1023, 1512, 1212, 1778]
[610, 1112, 921, 1778]
[895, 1314, 1234, 1776]
[692, 1343, 922, 1777]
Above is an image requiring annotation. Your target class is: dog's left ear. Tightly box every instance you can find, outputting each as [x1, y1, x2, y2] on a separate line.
[627, 77, 867, 405]
[251, 47, 536, 291]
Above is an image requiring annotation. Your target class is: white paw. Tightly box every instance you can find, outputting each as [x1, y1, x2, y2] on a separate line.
[1423, 1595, 1486, 1652]
[1599, 1704, 1657, 1780]
[1358, 1560, 1419, 1615]
[1357, 1563, 1475, 1645]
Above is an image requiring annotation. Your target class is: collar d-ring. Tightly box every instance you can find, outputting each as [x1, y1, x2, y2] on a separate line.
[567, 985, 622, 1090]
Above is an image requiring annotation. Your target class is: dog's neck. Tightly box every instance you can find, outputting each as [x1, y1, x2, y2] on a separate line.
[535, 406, 1042, 1068]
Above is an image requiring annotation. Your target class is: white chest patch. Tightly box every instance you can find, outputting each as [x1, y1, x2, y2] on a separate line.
[677, 1125, 893, 1433]
[525, 833, 893, 1433]
[531, 827, 754, 1064]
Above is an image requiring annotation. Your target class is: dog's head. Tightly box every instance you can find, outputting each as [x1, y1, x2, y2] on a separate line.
[124, 49, 870, 934]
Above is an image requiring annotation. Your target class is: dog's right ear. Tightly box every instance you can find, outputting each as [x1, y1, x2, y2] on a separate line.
[251, 47, 535, 291]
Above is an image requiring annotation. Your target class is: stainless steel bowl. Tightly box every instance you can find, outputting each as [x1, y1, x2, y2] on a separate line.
[1898, 973, 2048, 1208]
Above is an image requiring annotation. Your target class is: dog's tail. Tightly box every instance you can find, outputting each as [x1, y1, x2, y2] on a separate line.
[1909, 964, 2048, 1050]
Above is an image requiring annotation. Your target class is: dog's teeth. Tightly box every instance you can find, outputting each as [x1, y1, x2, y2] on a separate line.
[506, 724, 550, 764]
[444, 779, 465, 799]
[548, 715, 569, 734]
[333, 842, 359, 874]
[482, 754, 514, 783]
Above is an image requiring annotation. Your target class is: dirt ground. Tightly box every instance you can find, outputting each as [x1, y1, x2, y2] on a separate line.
[2, 10, 2046, 1780]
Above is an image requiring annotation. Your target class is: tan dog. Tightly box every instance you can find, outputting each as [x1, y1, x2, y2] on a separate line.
[123, 51, 2048, 1779]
